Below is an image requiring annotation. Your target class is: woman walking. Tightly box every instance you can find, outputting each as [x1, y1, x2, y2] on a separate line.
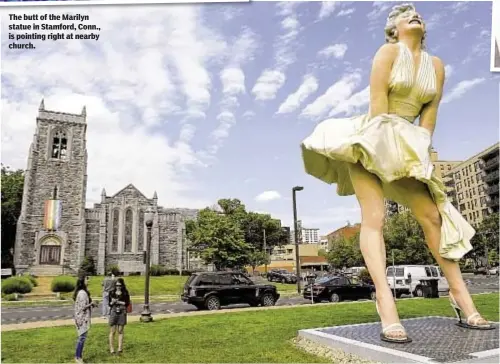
[108, 278, 131, 355]
[73, 276, 98, 364]
[301, 3, 492, 343]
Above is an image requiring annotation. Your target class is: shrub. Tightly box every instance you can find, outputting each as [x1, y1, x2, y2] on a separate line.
[24, 273, 38, 287]
[2, 293, 18, 301]
[1, 277, 33, 295]
[358, 269, 373, 284]
[107, 264, 120, 276]
[51, 275, 76, 293]
[79, 256, 96, 276]
[150, 265, 167, 276]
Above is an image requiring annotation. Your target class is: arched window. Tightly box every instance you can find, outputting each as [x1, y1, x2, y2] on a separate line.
[138, 209, 144, 251]
[51, 130, 68, 160]
[124, 209, 133, 252]
[111, 209, 119, 252]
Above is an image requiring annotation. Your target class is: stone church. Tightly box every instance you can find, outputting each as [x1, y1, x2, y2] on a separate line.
[14, 101, 204, 276]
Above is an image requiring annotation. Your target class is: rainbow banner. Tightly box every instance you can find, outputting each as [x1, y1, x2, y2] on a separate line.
[44, 200, 62, 231]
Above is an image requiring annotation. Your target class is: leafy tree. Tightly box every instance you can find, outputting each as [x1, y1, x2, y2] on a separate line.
[247, 250, 269, 274]
[326, 234, 363, 269]
[79, 256, 96, 276]
[469, 212, 499, 267]
[383, 211, 434, 265]
[186, 208, 250, 270]
[1, 165, 25, 268]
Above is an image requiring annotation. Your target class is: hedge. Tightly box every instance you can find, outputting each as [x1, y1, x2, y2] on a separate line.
[24, 274, 38, 287]
[1, 277, 34, 295]
[51, 275, 77, 293]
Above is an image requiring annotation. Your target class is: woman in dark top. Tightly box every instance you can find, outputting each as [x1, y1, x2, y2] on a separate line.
[108, 278, 130, 354]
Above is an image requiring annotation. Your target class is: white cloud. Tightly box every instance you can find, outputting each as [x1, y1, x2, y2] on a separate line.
[444, 64, 454, 78]
[318, 1, 338, 21]
[1, 5, 230, 209]
[277, 74, 319, 114]
[301, 72, 362, 120]
[242, 110, 256, 119]
[329, 86, 370, 117]
[338, 8, 355, 17]
[209, 28, 257, 154]
[252, 2, 303, 101]
[252, 69, 286, 101]
[442, 78, 485, 104]
[255, 190, 282, 202]
[318, 43, 348, 59]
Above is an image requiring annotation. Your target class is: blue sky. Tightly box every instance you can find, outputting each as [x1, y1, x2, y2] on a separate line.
[1, 1, 498, 236]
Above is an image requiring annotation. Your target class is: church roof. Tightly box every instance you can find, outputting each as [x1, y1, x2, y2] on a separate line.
[111, 183, 150, 201]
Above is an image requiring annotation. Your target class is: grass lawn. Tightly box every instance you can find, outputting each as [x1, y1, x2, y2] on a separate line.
[37, 275, 299, 297]
[2, 293, 498, 363]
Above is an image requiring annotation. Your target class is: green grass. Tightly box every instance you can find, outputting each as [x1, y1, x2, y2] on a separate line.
[2, 293, 498, 363]
[86, 275, 298, 297]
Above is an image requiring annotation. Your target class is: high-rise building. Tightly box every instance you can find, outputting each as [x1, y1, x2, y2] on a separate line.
[480, 147, 499, 213]
[444, 142, 499, 228]
[290, 227, 320, 244]
[384, 147, 462, 217]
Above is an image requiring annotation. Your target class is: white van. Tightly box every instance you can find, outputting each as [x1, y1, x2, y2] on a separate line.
[386, 265, 449, 298]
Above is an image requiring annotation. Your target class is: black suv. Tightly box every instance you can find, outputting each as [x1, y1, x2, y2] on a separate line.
[181, 271, 280, 310]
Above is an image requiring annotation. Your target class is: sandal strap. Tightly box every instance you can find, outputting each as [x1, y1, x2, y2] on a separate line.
[467, 312, 488, 325]
[383, 323, 406, 333]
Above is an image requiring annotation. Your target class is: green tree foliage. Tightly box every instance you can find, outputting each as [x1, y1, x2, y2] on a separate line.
[325, 233, 363, 269]
[185, 198, 288, 270]
[186, 207, 250, 270]
[383, 211, 434, 265]
[468, 212, 499, 266]
[1, 165, 25, 268]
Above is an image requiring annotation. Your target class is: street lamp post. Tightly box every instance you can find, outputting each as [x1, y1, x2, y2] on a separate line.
[140, 210, 154, 323]
[292, 186, 304, 294]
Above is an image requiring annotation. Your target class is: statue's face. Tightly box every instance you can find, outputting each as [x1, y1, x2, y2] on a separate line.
[395, 9, 425, 37]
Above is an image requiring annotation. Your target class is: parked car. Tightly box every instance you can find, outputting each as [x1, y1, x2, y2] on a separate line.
[303, 275, 375, 303]
[489, 267, 499, 276]
[474, 267, 489, 275]
[181, 271, 280, 310]
[267, 269, 297, 284]
[386, 265, 449, 298]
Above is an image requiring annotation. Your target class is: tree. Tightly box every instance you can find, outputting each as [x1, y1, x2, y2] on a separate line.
[383, 211, 434, 265]
[469, 212, 499, 267]
[326, 234, 363, 269]
[186, 208, 250, 270]
[1, 165, 25, 268]
[248, 250, 269, 274]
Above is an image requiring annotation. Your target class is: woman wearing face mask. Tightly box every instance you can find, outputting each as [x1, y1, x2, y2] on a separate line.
[73, 276, 98, 364]
[301, 3, 492, 343]
[108, 278, 130, 355]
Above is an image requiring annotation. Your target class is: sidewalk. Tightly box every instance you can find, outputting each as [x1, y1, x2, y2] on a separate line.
[1, 299, 373, 332]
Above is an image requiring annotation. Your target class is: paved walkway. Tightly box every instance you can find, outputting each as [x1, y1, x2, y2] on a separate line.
[1, 299, 373, 332]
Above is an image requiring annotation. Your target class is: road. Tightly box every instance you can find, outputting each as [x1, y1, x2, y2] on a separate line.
[2, 275, 498, 325]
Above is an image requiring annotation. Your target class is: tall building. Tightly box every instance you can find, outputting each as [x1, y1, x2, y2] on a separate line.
[481, 146, 499, 213]
[444, 142, 499, 228]
[14, 102, 202, 276]
[290, 227, 320, 244]
[384, 147, 462, 217]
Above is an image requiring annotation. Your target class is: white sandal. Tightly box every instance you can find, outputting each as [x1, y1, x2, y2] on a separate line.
[376, 302, 412, 343]
[449, 292, 493, 330]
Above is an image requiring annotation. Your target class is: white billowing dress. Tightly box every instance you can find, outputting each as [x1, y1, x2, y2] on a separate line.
[301, 42, 474, 261]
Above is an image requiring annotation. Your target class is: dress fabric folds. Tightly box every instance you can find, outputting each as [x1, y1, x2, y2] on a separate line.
[301, 42, 474, 261]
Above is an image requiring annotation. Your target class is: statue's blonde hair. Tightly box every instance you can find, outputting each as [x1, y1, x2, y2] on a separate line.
[384, 3, 426, 49]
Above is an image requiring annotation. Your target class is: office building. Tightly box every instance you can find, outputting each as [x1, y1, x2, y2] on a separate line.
[444, 142, 499, 227]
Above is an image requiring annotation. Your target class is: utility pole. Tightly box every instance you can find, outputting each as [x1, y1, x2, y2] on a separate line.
[292, 186, 304, 294]
[263, 229, 267, 274]
[391, 250, 396, 299]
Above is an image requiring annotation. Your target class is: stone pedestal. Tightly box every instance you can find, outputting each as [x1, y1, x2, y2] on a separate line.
[298, 316, 499, 363]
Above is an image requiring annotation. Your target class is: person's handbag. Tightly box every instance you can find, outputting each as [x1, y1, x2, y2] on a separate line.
[126, 301, 132, 313]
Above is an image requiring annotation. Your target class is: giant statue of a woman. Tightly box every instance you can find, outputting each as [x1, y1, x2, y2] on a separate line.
[301, 3, 493, 343]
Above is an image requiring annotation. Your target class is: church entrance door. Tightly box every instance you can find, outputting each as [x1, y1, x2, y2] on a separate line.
[39, 236, 62, 265]
[40, 246, 61, 265]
